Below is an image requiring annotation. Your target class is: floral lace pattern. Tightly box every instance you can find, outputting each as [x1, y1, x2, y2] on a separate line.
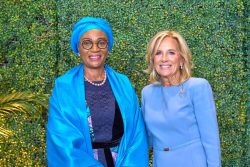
[86, 107, 119, 163]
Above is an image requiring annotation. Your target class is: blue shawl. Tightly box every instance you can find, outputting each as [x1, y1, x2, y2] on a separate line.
[46, 64, 149, 166]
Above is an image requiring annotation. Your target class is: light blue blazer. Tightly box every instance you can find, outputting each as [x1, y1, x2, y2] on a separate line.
[141, 78, 221, 167]
[47, 64, 149, 167]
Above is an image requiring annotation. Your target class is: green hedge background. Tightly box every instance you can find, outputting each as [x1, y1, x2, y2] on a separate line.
[0, 0, 249, 166]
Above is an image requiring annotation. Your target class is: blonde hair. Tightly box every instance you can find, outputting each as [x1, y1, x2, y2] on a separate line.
[145, 30, 193, 84]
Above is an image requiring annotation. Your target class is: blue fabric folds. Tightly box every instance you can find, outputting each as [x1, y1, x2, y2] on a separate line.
[70, 17, 114, 54]
[46, 64, 149, 167]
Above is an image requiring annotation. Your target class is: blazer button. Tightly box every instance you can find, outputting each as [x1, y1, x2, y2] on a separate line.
[163, 148, 170, 151]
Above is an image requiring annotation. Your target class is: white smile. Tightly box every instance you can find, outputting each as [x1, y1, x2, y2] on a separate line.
[160, 64, 171, 68]
[89, 55, 100, 61]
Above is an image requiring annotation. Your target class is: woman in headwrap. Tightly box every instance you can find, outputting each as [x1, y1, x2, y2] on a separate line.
[46, 17, 149, 167]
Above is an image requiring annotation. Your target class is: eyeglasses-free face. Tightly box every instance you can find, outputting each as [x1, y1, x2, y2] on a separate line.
[81, 38, 108, 50]
[153, 37, 184, 85]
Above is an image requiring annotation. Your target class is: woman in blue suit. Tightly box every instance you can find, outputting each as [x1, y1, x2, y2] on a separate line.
[141, 30, 221, 167]
[46, 17, 148, 167]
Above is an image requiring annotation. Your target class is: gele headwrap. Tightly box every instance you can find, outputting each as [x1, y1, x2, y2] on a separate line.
[70, 16, 114, 55]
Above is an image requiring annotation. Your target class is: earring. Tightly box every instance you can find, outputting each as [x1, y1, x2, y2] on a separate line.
[180, 64, 183, 70]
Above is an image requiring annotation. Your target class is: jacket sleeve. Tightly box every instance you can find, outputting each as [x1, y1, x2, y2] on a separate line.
[46, 81, 102, 167]
[192, 79, 221, 167]
[119, 82, 149, 167]
[141, 89, 153, 149]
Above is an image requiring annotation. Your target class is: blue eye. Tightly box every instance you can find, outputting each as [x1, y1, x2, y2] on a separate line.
[168, 51, 176, 55]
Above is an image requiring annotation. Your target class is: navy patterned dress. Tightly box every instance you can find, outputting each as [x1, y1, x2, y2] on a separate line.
[85, 78, 124, 167]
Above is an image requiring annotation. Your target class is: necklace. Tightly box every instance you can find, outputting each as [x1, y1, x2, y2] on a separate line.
[84, 70, 107, 86]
